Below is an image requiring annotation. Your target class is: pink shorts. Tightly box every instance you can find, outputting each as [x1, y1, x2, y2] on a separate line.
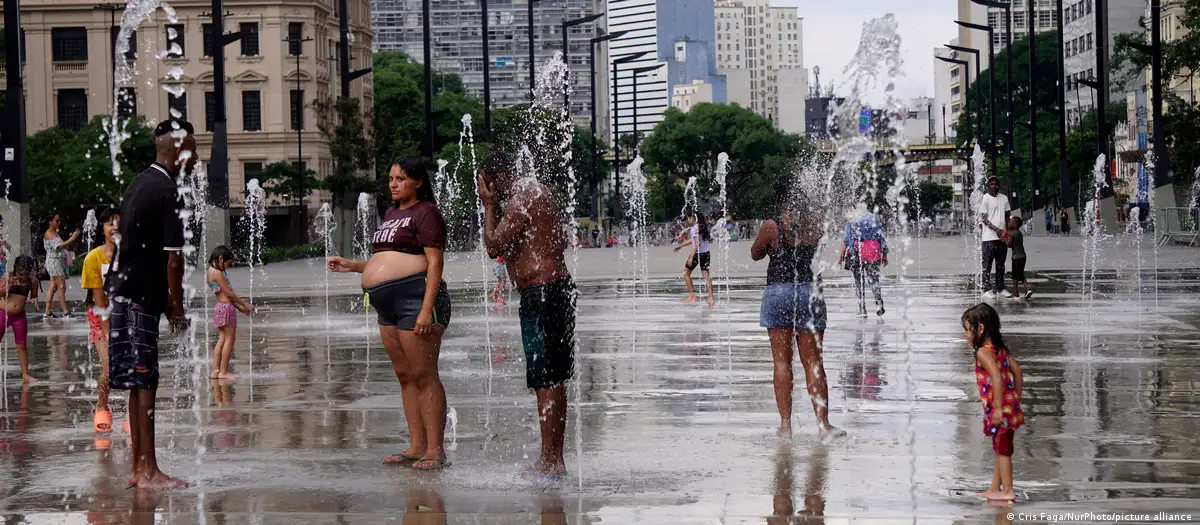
[213, 302, 237, 329]
[88, 306, 105, 345]
[0, 310, 28, 346]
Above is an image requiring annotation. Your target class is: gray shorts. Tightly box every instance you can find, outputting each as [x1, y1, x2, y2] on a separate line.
[364, 273, 451, 330]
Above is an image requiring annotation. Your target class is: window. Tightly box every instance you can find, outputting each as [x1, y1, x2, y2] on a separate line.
[242, 90, 262, 131]
[1086, 33, 1092, 50]
[203, 23, 215, 57]
[117, 88, 137, 118]
[57, 89, 88, 130]
[165, 91, 187, 120]
[1085, 0, 1091, 14]
[51, 27, 88, 61]
[205, 91, 217, 132]
[244, 162, 263, 182]
[288, 22, 304, 56]
[290, 89, 305, 130]
[166, 24, 185, 58]
[111, 27, 137, 61]
[240, 23, 260, 56]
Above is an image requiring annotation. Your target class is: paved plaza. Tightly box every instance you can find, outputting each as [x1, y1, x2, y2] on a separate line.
[1, 233, 1199, 524]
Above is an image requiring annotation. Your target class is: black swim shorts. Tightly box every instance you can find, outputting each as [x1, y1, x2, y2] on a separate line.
[519, 275, 577, 389]
[685, 252, 711, 272]
[108, 300, 162, 391]
[1011, 257, 1027, 282]
[364, 273, 452, 330]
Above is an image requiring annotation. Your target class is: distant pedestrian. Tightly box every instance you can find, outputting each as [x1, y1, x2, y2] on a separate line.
[1044, 208, 1052, 235]
[839, 207, 887, 318]
[979, 177, 1012, 299]
[43, 214, 81, 319]
[1059, 208, 1071, 236]
[1006, 217, 1032, 299]
[962, 303, 1024, 501]
[673, 213, 715, 307]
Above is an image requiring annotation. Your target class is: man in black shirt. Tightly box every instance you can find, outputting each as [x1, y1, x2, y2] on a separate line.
[104, 119, 194, 490]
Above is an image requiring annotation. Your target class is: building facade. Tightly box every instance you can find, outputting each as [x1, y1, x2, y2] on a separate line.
[671, 79, 714, 111]
[603, 0, 726, 142]
[1063, 0, 1143, 130]
[371, 0, 598, 122]
[8, 0, 373, 230]
[933, 42, 959, 144]
[714, 0, 805, 133]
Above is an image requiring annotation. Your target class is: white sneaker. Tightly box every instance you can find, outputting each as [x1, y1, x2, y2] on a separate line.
[1001, 291, 1015, 299]
[982, 291, 996, 300]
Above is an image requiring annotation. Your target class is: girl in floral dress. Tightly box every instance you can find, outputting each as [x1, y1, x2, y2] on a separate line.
[962, 303, 1024, 501]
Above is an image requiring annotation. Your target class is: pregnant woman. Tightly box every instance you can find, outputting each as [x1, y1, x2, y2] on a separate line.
[327, 157, 452, 471]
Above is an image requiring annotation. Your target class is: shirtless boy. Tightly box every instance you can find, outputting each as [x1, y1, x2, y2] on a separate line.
[477, 150, 576, 479]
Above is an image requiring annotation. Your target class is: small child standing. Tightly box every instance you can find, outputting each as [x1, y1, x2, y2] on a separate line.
[490, 256, 508, 305]
[205, 246, 254, 379]
[81, 208, 119, 432]
[962, 303, 1025, 501]
[1006, 217, 1032, 299]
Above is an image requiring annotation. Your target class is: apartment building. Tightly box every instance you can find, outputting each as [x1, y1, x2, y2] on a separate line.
[714, 0, 805, 134]
[1063, 0, 1143, 130]
[372, 0, 597, 122]
[7, 0, 373, 231]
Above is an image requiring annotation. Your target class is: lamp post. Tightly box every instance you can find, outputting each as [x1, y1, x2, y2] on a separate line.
[95, 3, 126, 113]
[957, 20, 997, 174]
[629, 64, 661, 152]
[972, 0, 1014, 199]
[589, 30, 628, 220]
[944, 44, 983, 145]
[1129, 0, 1168, 187]
[936, 56, 974, 146]
[528, 0, 544, 99]
[562, 12, 605, 111]
[1056, 0, 1070, 209]
[283, 33, 313, 210]
[422, 0, 434, 157]
[1095, 0, 1112, 191]
[611, 50, 651, 221]
[482, 0, 491, 138]
[202, 1, 248, 245]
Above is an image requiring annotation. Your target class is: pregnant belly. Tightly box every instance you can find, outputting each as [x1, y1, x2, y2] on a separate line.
[362, 251, 428, 287]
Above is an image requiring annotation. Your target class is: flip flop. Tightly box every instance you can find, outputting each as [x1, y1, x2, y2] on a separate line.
[382, 453, 420, 464]
[94, 409, 113, 433]
[411, 457, 452, 471]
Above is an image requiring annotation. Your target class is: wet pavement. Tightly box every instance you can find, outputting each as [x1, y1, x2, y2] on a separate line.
[2, 242, 1200, 524]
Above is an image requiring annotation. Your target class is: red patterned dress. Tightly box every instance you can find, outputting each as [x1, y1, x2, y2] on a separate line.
[974, 344, 1024, 436]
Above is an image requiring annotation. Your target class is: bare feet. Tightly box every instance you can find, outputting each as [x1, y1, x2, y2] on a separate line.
[776, 424, 793, 438]
[987, 491, 1016, 501]
[22, 375, 39, 383]
[216, 372, 239, 380]
[683, 295, 697, 303]
[134, 471, 189, 491]
[818, 425, 846, 442]
[707, 299, 715, 308]
[521, 459, 567, 479]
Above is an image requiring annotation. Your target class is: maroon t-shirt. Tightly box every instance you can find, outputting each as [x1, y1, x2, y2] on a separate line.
[371, 200, 447, 254]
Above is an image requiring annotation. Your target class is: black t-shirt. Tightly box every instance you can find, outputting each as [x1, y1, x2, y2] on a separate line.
[104, 164, 185, 314]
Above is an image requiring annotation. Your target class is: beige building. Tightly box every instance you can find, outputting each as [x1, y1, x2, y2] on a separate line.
[5, 0, 373, 223]
[671, 79, 713, 112]
[714, 0, 806, 134]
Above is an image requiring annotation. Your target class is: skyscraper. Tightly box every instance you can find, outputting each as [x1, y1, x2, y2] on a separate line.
[371, 0, 599, 120]
[715, 0, 806, 134]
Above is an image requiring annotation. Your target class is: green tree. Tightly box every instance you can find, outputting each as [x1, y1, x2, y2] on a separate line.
[314, 97, 375, 206]
[572, 126, 610, 218]
[27, 116, 155, 222]
[639, 103, 814, 220]
[903, 179, 954, 222]
[254, 161, 320, 204]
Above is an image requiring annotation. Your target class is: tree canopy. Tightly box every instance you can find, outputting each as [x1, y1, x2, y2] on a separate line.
[639, 103, 814, 220]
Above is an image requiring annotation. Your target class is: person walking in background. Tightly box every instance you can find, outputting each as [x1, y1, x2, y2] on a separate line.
[673, 213, 715, 307]
[490, 256, 508, 305]
[1044, 207, 1053, 235]
[979, 177, 1012, 299]
[1006, 217, 1032, 299]
[752, 176, 842, 441]
[43, 214, 81, 319]
[1059, 207, 1071, 236]
[839, 207, 888, 318]
[478, 149, 578, 479]
[105, 119, 195, 489]
[328, 157, 453, 471]
[81, 208, 119, 432]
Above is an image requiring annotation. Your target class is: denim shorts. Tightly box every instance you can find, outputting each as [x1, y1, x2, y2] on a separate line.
[759, 282, 827, 332]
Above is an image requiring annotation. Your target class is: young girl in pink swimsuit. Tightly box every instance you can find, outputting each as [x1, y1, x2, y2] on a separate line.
[962, 303, 1025, 501]
[206, 246, 254, 379]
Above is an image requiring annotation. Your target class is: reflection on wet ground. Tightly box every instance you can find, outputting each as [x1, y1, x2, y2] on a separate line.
[2, 270, 1199, 524]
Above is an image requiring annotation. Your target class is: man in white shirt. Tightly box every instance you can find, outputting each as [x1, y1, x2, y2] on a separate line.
[979, 176, 1012, 298]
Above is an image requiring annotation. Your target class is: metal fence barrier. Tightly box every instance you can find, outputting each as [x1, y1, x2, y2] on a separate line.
[1157, 207, 1200, 247]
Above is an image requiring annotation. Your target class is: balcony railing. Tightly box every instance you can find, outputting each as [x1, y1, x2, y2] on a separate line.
[53, 61, 88, 74]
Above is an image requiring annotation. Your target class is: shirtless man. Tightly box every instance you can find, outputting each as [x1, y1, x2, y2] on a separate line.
[477, 150, 576, 479]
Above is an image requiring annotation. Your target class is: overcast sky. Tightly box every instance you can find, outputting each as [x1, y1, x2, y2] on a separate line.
[777, 0, 959, 103]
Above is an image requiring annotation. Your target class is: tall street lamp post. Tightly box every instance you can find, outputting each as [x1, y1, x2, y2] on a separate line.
[1129, 0, 1169, 187]
[283, 33, 313, 212]
[611, 50, 651, 220]
[1056, 0, 1070, 210]
[956, 20, 997, 174]
[936, 56, 975, 145]
[482, 0, 490, 137]
[629, 64, 661, 152]
[528, 0, 543, 99]
[562, 12, 605, 111]
[589, 30, 629, 220]
[203, 1, 247, 246]
[972, 0, 1015, 202]
[422, 0, 434, 157]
